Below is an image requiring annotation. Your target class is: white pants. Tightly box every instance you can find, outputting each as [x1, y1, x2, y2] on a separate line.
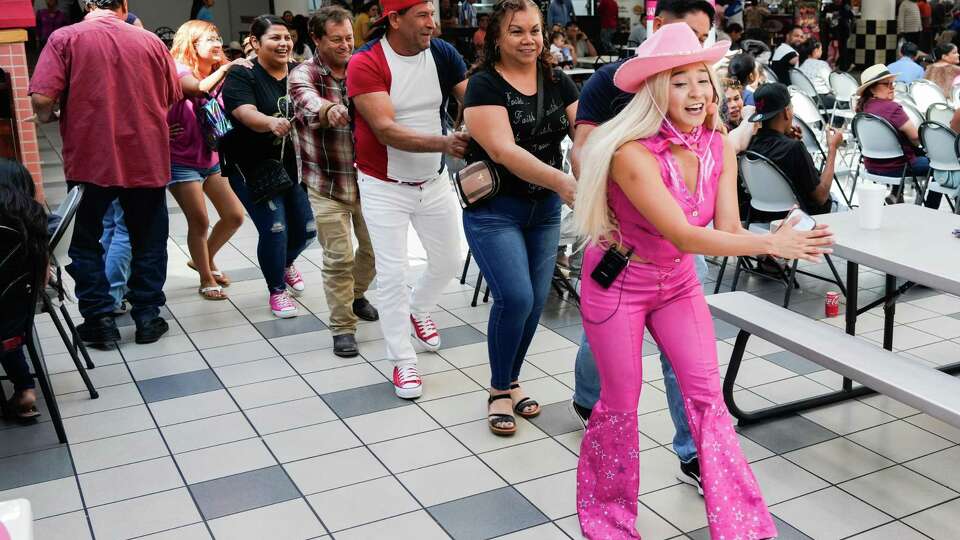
[357, 172, 461, 365]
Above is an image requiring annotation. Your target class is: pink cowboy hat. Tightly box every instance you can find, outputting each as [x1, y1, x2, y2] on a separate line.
[613, 23, 730, 93]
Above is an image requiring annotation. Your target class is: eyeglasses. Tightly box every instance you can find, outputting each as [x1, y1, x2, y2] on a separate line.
[874, 81, 895, 88]
[198, 36, 223, 44]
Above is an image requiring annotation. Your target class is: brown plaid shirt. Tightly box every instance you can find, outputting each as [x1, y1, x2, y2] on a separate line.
[289, 56, 357, 204]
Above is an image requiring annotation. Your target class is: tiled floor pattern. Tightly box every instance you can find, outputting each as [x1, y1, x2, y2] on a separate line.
[4, 127, 960, 540]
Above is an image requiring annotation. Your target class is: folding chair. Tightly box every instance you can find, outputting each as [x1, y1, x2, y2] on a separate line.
[894, 80, 910, 94]
[789, 68, 823, 110]
[909, 80, 948, 115]
[952, 85, 960, 107]
[790, 90, 825, 130]
[920, 121, 960, 212]
[43, 185, 98, 399]
[0, 225, 68, 443]
[761, 63, 779, 84]
[827, 71, 858, 126]
[900, 101, 925, 132]
[851, 113, 926, 204]
[926, 102, 956, 125]
[714, 151, 846, 307]
[794, 116, 853, 206]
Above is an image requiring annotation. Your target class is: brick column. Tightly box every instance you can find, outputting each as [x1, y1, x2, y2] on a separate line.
[0, 29, 43, 200]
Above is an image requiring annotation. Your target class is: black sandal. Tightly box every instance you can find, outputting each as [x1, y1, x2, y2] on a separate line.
[510, 383, 540, 418]
[4, 395, 40, 423]
[487, 393, 517, 436]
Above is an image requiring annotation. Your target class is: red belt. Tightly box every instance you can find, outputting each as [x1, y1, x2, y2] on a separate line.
[1, 336, 23, 352]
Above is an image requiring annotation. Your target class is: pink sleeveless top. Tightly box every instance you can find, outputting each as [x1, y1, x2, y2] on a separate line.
[607, 124, 724, 266]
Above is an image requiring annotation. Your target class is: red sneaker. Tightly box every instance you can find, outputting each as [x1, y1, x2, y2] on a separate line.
[410, 314, 440, 351]
[392, 364, 422, 399]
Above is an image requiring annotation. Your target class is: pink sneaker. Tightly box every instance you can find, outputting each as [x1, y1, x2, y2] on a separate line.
[410, 314, 440, 351]
[269, 291, 298, 318]
[284, 264, 305, 296]
[392, 364, 422, 399]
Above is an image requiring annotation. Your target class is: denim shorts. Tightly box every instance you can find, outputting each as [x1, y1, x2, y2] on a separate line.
[169, 163, 221, 185]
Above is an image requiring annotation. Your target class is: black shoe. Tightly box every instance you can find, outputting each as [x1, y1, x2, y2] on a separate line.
[569, 399, 592, 428]
[333, 334, 359, 358]
[135, 317, 169, 344]
[77, 316, 120, 344]
[677, 457, 704, 496]
[352, 297, 379, 322]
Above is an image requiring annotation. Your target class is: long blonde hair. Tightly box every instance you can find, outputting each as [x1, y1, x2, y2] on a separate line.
[170, 20, 223, 79]
[573, 63, 722, 242]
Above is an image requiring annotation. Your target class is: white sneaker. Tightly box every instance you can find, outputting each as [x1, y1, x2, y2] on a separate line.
[410, 314, 440, 351]
[393, 364, 422, 399]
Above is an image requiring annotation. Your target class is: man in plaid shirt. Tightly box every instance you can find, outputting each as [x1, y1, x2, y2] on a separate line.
[290, 6, 378, 358]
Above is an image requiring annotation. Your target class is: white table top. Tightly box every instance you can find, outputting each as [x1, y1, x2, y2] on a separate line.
[564, 68, 595, 77]
[575, 55, 618, 67]
[816, 205, 960, 295]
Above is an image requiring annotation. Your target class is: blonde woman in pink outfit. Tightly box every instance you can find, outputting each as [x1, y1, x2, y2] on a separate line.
[573, 23, 834, 539]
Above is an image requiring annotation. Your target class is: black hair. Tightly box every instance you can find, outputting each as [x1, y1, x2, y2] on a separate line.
[0, 159, 49, 304]
[550, 31, 565, 42]
[309, 6, 353, 39]
[725, 22, 743, 34]
[900, 41, 919, 58]
[728, 52, 757, 86]
[934, 42, 957, 61]
[654, 0, 716, 22]
[564, 21, 578, 29]
[796, 38, 821, 64]
[250, 14, 289, 41]
[473, 0, 555, 80]
[292, 14, 310, 54]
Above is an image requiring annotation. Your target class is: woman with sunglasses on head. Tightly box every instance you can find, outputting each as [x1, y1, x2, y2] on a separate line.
[462, 0, 578, 436]
[573, 23, 833, 538]
[168, 20, 247, 301]
[221, 15, 317, 318]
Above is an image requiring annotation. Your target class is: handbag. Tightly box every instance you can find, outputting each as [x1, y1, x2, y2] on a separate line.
[453, 69, 545, 209]
[198, 86, 233, 151]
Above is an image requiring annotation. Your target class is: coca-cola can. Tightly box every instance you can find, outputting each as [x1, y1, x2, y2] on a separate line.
[825, 291, 841, 318]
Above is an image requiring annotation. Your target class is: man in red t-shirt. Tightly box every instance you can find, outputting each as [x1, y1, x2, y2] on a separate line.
[597, 0, 619, 53]
[30, 0, 181, 346]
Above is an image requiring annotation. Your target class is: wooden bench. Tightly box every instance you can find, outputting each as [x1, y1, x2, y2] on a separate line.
[706, 292, 960, 428]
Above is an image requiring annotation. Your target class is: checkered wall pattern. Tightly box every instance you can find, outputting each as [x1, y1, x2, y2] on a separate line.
[853, 19, 899, 67]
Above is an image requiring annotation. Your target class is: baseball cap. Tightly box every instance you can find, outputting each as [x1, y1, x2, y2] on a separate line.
[371, 0, 430, 27]
[747, 83, 791, 122]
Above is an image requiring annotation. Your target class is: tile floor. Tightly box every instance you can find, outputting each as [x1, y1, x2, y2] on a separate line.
[3, 127, 960, 540]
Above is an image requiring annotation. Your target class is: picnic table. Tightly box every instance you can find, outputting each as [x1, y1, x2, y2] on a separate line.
[817, 204, 960, 378]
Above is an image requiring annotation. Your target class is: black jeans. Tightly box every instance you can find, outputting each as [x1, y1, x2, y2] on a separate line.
[1, 347, 34, 392]
[66, 182, 168, 326]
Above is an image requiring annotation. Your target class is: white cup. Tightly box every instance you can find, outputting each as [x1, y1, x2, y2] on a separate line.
[858, 182, 885, 230]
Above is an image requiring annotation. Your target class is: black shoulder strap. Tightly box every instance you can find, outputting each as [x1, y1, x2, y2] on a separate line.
[533, 67, 545, 135]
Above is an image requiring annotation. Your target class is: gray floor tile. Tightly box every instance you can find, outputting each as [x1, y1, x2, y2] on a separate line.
[71, 429, 169, 474]
[137, 369, 224, 403]
[208, 498, 326, 540]
[439, 325, 488, 349]
[176, 438, 276, 484]
[88, 487, 202, 540]
[307, 476, 420, 532]
[550, 323, 584, 343]
[78, 456, 184, 507]
[738, 414, 839, 454]
[0, 446, 74, 491]
[33, 511, 93, 540]
[0, 421, 62, 458]
[526, 402, 584, 436]
[162, 412, 256, 454]
[321, 382, 412, 418]
[0, 476, 83, 519]
[201, 340, 279, 368]
[688, 515, 812, 540]
[427, 486, 549, 540]
[63, 405, 156, 444]
[189, 465, 301, 520]
[229, 376, 316, 409]
[254, 315, 327, 339]
[149, 390, 239, 427]
[245, 396, 338, 435]
[763, 350, 825, 375]
[222, 266, 264, 282]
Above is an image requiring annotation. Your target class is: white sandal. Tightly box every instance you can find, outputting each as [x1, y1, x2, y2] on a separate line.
[198, 285, 228, 301]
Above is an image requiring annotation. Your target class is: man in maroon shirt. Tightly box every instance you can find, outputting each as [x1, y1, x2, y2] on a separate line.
[597, 0, 619, 53]
[29, 0, 181, 345]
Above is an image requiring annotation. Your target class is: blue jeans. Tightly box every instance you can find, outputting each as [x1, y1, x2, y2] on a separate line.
[100, 199, 131, 309]
[229, 178, 316, 294]
[463, 193, 561, 390]
[1, 348, 34, 392]
[66, 183, 168, 326]
[573, 254, 707, 463]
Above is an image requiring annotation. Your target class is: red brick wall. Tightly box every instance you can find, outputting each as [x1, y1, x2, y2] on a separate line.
[0, 40, 43, 200]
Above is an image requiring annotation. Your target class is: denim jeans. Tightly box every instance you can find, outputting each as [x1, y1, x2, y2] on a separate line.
[463, 193, 561, 390]
[573, 254, 707, 463]
[873, 156, 940, 208]
[100, 199, 131, 309]
[66, 182, 168, 326]
[229, 178, 316, 294]
[0, 348, 34, 392]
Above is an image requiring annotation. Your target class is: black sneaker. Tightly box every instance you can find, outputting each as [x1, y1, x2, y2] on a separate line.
[352, 297, 379, 322]
[568, 399, 592, 428]
[333, 334, 359, 358]
[77, 315, 120, 344]
[135, 317, 169, 344]
[677, 457, 704, 496]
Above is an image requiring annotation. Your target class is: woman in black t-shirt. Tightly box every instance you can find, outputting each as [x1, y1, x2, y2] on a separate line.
[222, 15, 316, 319]
[462, 0, 578, 436]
